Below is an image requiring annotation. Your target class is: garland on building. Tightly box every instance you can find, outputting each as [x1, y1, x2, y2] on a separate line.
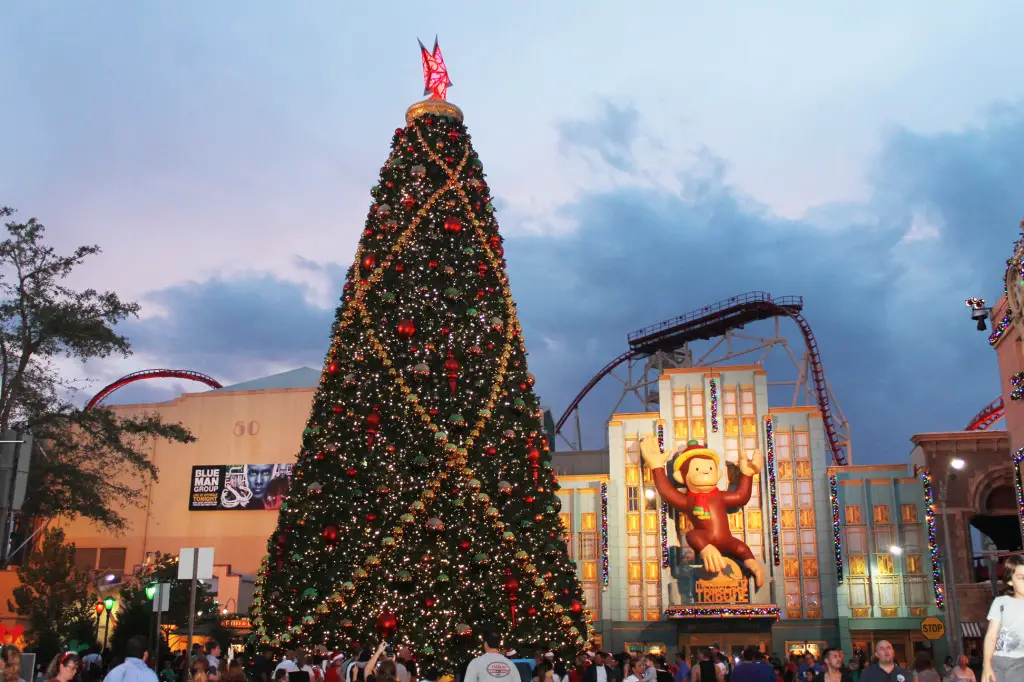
[829, 472, 843, 584]
[921, 470, 945, 609]
[1011, 372, 1024, 401]
[1014, 449, 1024, 543]
[708, 378, 719, 433]
[989, 315, 1012, 345]
[764, 417, 781, 566]
[664, 606, 780, 620]
[600, 482, 609, 589]
[660, 502, 669, 568]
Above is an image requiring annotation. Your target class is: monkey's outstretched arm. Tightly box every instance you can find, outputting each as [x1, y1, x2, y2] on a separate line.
[653, 468, 692, 510]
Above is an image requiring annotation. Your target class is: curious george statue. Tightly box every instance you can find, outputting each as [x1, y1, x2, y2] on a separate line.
[639, 436, 765, 588]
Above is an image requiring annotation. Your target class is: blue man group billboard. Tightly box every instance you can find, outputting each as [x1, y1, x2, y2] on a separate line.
[188, 463, 293, 511]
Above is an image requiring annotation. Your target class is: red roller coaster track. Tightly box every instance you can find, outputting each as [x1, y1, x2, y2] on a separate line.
[965, 397, 1005, 431]
[554, 291, 850, 465]
[85, 369, 223, 410]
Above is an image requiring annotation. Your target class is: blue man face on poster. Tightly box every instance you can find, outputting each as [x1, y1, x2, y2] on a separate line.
[245, 464, 275, 499]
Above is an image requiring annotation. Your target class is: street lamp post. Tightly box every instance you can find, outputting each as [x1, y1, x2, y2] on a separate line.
[938, 468, 963, 659]
[101, 596, 115, 651]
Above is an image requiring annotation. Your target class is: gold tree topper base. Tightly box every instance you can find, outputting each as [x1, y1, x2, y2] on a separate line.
[406, 99, 464, 126]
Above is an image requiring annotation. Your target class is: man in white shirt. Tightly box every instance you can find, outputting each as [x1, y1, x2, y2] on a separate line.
[275, 652, 300, 676]
[104, 636, 158, 682]
[464, 630, 522, 682]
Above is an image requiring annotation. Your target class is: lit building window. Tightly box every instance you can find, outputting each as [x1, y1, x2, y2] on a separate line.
[900, 504, 918, 523]
[845, 505, 863, 524]
[873, 504, 891, 524]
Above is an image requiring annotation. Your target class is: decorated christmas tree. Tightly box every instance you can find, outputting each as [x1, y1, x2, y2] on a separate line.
[250, 40, 591, 667]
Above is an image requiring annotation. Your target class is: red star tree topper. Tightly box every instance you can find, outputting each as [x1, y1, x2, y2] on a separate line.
[419, 36, 452, 100]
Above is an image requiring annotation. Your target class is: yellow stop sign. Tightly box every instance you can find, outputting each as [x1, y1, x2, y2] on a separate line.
[921, 616, 945, 640]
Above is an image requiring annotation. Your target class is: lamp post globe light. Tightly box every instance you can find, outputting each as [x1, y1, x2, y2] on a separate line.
[931, 456, 967, 658]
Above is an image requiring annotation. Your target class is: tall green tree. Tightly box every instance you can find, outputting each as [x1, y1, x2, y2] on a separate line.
[0, 207, 194, 532]
[252, 82, 590, 665]
[7, 528, 97, 659]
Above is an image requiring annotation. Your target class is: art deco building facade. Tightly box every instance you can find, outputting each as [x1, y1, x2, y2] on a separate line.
[554, 366, 952, 662]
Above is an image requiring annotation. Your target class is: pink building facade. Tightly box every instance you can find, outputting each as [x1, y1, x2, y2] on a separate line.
[990, 295, 1024, 453]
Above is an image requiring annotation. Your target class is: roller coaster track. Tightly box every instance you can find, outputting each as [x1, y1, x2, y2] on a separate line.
[965, 397, 1005, 431]
[85, 369, 223, 409]
[554, 291, 850, 465]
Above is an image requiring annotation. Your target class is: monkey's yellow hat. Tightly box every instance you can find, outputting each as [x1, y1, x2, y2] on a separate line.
[667, 440, 719, 477]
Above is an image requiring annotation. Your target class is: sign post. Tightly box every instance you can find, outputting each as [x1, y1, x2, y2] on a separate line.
[179, 548, 214, 664]
[151, 583, 170, 668]
[921, 616, 945, 641]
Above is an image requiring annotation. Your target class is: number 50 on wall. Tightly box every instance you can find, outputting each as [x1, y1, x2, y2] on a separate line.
[233, 421, 260, 436]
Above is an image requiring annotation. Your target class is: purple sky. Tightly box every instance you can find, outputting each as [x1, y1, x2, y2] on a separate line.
[3, 1, 1024, 463]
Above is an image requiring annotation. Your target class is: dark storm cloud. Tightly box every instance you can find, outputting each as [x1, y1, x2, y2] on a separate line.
[509, 103, 1024, 460]
[121, 275, 333, 379]
[118, 104, 1024, 462]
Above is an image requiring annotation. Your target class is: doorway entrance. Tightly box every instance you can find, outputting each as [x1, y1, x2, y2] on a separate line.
[679, 633, 771, 664]
[849, 630, 932, 668]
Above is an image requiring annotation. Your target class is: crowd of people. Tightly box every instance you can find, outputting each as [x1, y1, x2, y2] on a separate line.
[6, 553, 1024, 682]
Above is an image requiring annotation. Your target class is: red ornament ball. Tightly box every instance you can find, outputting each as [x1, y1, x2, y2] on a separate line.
[375, 609, 399, 639]
[327, 363, 339, 374]
[361, 253, 377, 271]
[459, 540, 471, 551]
[527, 607, 537, 616]
[444, 355, 461, 374]
[366, 410, 382, 430]
[526, 448, 541, 463]
[570, 600, 583, 614]
[346, 467, 358, 477]
[332, 405, 342, 414]
[443, 216, 462, 233]
[485, 446, 498, 457]
[425, 597, 436, 608]
[396, 319, 417, 339]
[504, 577, 520, 591]
[321, 525, 339, 543]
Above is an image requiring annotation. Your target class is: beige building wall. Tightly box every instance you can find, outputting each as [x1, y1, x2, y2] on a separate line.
[57, 384, 318, 594]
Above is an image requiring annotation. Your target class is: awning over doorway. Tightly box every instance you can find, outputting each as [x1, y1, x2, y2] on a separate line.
[961, 622, 985, 638]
